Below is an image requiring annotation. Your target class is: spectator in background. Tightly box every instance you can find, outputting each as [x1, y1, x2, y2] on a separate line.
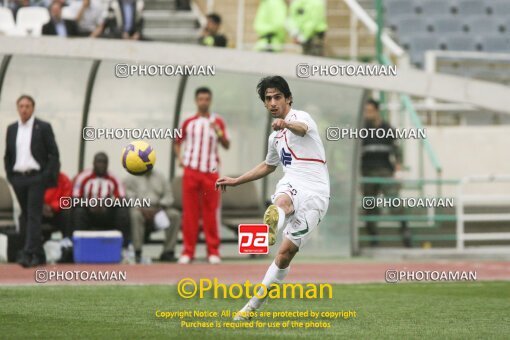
[68, 0, 105, 37]
[361, 99, 411, 248]
[199, 13, 227, 47]
[72, 152, 130, 248]
[36, 0, 66, 8]
[173, 87, 230, 264]
[288, 0, 328, 56]
[101, 6, 122, 38]
[108, 0, 144, 40]
[124, 170, 181, 263]
[10, 0, 30, 20]
[175, 0, 190, 11]
[253, 0, 287, 52]
[4, 95, 60, 268]
[42, 1, 79, 37]
[42, 171, 73, 263]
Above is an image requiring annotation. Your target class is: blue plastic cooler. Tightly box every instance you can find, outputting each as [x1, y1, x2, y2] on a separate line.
[72, 230, 123, 263]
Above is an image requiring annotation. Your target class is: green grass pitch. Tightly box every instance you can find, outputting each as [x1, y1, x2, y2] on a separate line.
[1, 282, 509, 339]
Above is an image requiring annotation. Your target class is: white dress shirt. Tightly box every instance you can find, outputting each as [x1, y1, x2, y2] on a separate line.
[54, 20, 68, 37]
[69, 1, 105, 33]
[13, 115, 41, 172]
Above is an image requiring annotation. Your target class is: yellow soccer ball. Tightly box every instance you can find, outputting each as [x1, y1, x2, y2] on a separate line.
[121, 141, 156, 175]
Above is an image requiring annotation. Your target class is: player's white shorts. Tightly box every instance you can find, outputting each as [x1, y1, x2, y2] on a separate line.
[271, 179, 329, 249]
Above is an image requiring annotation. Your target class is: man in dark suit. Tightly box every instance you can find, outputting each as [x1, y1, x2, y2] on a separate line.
[4, 95, 60, 267]
[42, 1, 79, 37]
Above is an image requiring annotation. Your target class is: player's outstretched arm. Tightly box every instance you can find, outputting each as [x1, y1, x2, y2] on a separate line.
[272, 119, 308, 137]
[215, 161, 276, 192]
[286, 121, 308, 137]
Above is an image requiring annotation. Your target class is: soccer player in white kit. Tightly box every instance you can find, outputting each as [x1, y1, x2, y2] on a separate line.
[216, 76, 330, 319]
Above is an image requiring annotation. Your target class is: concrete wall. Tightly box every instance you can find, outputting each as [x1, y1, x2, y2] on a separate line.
[405, 126, 510, 197]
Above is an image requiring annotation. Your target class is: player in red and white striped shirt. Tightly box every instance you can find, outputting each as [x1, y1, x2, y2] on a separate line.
[72, 152, 129, 247]
[174, 87, 230, 264]
[72, 168, 125, 200]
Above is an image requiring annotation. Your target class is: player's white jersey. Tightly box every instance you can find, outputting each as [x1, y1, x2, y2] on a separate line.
[265, 109, 330, 197]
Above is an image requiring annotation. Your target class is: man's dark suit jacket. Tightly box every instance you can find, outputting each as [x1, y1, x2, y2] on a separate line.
[4, 118, 60, 187]
[42, 20, 79, 37]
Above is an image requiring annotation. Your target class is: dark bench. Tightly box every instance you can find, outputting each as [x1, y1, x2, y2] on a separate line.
[0, 177, 16, 231]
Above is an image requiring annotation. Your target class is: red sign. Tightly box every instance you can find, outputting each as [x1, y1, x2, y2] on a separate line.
[238, 224, 269, 254]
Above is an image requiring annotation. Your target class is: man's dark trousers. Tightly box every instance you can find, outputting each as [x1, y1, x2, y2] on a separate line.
[11, 172, 46, 256]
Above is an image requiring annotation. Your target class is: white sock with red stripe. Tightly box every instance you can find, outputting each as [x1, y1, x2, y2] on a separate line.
[249, 261, 289, 309]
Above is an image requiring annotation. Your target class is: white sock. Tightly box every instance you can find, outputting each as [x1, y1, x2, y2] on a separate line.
[60, 237, 73, 248]
[276, 207, 287, 230]
[249, 260, 290, 309]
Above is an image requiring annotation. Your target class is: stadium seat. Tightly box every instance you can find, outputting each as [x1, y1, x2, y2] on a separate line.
[417, 0, 453, 16]
[16, 7, 50, 36]
[221, 179, 262, 216]
[437, 63, 464, 77]
[0, 177, 15, 230]
[384, 0, 416, 17]
[489, 0, 510, 16]
[464, 16, 504, 35]
[479, 34, 510, 52]
[393, 15, 429, 34]
[408, 34, 441, 67]
[469, 67, 502, 81]
[61, 6, 75, 20]
[504, 18, 510, 33]
[386, 15, 404, 32]
[429, 16, 465, 34]
[170, 176, 182, 210]
[220, 178, 264, 233]
[395, 32, 411, 51]
[387, 1, 510, 69]
[456, 0, 489, 16]
[0, 7, 15, 35]
[440, 34, 477, 51]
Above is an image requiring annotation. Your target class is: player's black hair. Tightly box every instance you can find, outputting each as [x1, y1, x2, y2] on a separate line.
[366, 98, 379, 110]
[48, 0, 62, 10]
[195, 87, 212, 97]
[256, 76, 293, 105]
[16, 94, 35, 107]
[94, 152, 108, 162]
[207, 13, 222, 25]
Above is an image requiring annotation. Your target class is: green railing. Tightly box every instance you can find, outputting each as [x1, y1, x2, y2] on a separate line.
[361, 177, 457, 185]
[379, 57, 443, 197]
[358, 177, 459, 226]
[358, 176, 460, 246]
[375, 0, 443, 187]
[359, 1, 451, 246]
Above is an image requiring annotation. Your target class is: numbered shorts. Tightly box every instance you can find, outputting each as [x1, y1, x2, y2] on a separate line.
[271, 180, 329, 249]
